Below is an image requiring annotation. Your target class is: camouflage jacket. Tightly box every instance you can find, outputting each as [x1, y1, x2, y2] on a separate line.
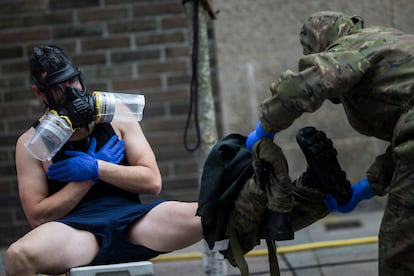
[260, 26, 414, 142]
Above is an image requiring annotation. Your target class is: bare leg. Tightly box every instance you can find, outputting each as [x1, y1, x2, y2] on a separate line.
[128, 201, 202, 252]
[6, 222, 99, 276]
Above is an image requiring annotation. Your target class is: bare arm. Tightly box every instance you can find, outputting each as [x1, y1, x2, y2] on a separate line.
[97, 121, 162, 195]
[16, 130, 93, 228]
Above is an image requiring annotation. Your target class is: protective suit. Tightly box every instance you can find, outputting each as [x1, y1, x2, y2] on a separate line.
[258, 11, 414, 275]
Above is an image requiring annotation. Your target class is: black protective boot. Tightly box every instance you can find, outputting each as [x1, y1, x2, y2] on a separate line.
[296, 126, 353, 206]
[252, 156, 294, 241]
[258, 209, 294, 241]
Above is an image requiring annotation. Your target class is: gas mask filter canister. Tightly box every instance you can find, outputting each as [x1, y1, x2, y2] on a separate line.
[25, 91, 145, 161]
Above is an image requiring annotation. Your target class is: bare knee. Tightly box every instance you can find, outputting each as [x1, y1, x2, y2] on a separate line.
[6, 240, 35, 275]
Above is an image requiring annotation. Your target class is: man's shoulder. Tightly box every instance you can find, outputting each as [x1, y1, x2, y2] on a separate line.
[16, 128, 35, 146]
[15, 128, 41, 166]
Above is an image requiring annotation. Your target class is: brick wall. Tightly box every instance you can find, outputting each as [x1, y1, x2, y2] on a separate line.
[0, 0, 219, 246]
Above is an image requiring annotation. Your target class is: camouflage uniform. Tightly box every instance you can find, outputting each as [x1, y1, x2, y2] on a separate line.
[227, 137, 329, 269]
[259, 11, 414, 275]
[198, 133, 330, 272]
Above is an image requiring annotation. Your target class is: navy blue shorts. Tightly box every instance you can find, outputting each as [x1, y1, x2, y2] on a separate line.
[55, 196, 166, 265]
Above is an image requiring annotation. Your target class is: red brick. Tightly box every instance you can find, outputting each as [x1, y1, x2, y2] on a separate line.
[133, 2, 183, 16]
[23, 10, 73, 27]
[78, 6, 130, 22]
[111, 49, 161, 63]
[72, 53, 107, 66]
[53, 24, 103, 39]
[166, 46, 190, 58]
[113, 77, 162, 91]
[0, 28, 50, 44]
[161, 16, 188, 29]
[0, 46, 24, 60]
[49, 0, 99, 10]
[108, 19, 157, 34]
[139, 61, 187, 74]
[82, 36, 131, 51]
[136, 32, 185, 46]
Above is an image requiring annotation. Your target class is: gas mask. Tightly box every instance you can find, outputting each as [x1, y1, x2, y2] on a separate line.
[45, 77, 96, 129]
[32, 46, 95, 128]
[26, 46, 146, 161]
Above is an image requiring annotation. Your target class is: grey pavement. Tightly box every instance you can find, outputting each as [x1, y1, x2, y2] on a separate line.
[0, 209, 383, 276]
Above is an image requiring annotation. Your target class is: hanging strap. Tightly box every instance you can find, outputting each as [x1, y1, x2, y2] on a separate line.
[229, 226, 282, 276]
[266, 239, 280, 276]
[183, 0, 201, 152]
[228, 226, 249, 276]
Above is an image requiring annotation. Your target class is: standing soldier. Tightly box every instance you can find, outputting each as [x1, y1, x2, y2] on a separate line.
[247, 11, 414, 275]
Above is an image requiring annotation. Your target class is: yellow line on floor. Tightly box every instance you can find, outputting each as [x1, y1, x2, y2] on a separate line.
[151, 236, 378, 263]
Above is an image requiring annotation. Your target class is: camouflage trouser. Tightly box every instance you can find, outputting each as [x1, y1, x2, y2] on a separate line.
[290, 175, 329, 231]
[228, 138, 329, 262]
[227, 138, 291, 264]
[226, 171, 329, 268]
[378, 108, 414, 275]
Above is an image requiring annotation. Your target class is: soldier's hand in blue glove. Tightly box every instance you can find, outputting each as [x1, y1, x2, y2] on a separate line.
[46, 150, 99, 183]
[246, 121, 275, 151]
[88, 135, 125, 164]
[324, 178, 375, 213]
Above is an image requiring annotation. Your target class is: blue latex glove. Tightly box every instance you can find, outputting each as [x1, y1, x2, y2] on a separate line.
[324, 178, 375, 213]
[246, 121, 275, 151]
[88, 135, 125, 164]
[46, 150, 99, 183]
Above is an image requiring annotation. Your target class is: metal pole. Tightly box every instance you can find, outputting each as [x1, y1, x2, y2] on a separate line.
[183, 1, 226, 274]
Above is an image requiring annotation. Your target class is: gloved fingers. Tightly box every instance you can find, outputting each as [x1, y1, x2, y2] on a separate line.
[46, 162, 74, 180]
[87, 137, 97, 155]
[323, 193, 339, 211]
[45, 152, 98, 183]
[95, 143, 125, 163]
[112, 153, 125, 164]
[324, 193, 358, 213]
[64, 150, 88, 158]
[107, 148, 125, 164]
[101, 135, 120, 151]
[246, 130, 258, 151]
[352, 178, 374, 200]
[46, 168, 64, 180]
[47, 159, 72, 172]
[112, 146, 125, 158]
[110, 139, 125, 153]
[50, 174, 73, 183]
[106, 140, 125, 163]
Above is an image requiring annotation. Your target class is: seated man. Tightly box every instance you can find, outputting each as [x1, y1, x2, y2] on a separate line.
[6, 45, 202, 276]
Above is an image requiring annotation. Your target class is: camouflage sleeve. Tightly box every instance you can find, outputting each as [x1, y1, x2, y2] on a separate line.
[366, 146, 394, 196]
[260, 50, 370, 133]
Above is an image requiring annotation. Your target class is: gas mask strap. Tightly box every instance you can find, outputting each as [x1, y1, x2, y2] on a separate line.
[34, 47, 54, 77]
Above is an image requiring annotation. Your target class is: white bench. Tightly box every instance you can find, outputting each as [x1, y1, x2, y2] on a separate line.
[67, 261, 154, 276]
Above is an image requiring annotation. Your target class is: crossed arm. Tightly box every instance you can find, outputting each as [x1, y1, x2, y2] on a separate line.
[16, 121, 161, 227]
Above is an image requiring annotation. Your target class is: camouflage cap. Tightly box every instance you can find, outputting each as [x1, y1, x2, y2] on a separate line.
[300, 11, 364, 55]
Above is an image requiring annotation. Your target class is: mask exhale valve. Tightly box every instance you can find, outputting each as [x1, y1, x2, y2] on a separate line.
[25, 92, 145, 161]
